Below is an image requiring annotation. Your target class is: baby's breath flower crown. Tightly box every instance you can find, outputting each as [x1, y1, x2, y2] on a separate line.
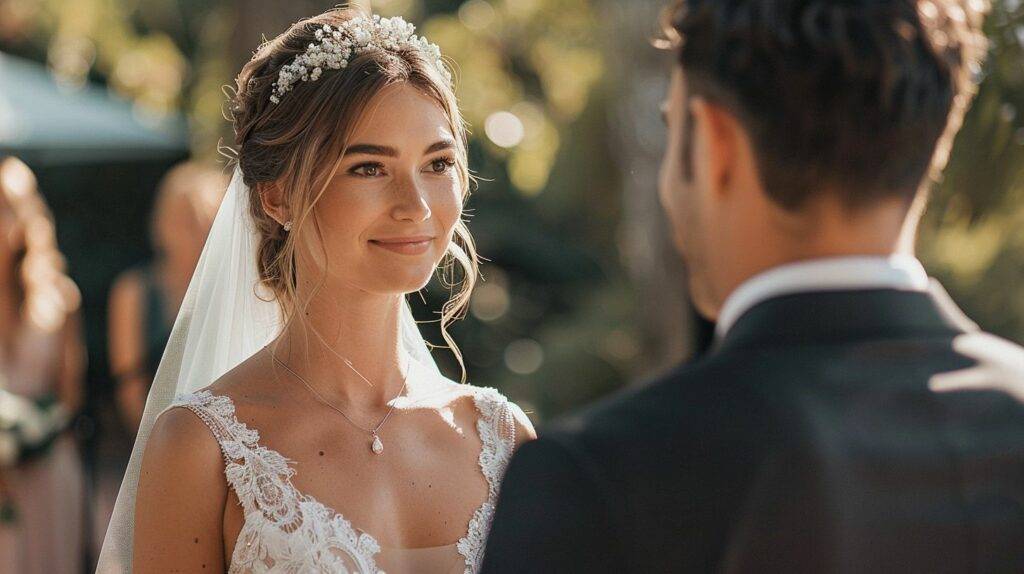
[269, 15, 451, 104]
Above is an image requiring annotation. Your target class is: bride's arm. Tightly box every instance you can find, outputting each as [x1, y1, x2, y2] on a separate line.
[133, 407, 229, 572]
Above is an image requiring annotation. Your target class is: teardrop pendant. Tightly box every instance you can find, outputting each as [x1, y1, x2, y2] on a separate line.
[371, 434, 384, 455]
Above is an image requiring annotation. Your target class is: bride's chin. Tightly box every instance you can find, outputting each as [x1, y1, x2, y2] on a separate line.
[373, 268, 438, 294]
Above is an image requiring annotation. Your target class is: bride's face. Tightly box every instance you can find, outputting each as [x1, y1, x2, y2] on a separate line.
[298, 83, 463, 295]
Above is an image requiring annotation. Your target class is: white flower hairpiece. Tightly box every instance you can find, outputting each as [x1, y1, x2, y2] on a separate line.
[269, 15, 451, 104]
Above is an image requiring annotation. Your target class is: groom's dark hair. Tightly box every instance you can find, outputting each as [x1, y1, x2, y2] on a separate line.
[661, 0, 990, 210]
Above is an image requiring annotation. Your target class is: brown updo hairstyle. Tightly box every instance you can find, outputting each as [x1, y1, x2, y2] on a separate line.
[227, 7, 478, 378]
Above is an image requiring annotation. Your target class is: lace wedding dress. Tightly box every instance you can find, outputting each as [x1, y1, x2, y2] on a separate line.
[167, 385, 518, 574]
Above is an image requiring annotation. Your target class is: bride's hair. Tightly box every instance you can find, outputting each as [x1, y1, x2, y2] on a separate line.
[227, 7, 478, 376]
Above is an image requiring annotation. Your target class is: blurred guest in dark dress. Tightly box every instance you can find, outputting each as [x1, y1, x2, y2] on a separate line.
[107, 161, 226, 434]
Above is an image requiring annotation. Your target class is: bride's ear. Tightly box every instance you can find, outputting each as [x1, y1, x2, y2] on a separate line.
[259, 181, 290, 226]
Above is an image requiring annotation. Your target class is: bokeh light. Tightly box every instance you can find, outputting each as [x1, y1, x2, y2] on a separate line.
[484, 110, 525, 148]
[458, 0, 496, 31]
[504, 339, 544, 375]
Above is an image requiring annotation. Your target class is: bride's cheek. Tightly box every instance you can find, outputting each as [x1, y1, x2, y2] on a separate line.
[433, 184, 462, 228]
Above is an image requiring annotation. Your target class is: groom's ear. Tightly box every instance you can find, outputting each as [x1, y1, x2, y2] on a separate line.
[690, 97, 747, 200]
[258, 181, 290, 226]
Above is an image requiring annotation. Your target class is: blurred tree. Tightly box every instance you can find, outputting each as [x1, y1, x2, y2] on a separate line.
[599, 0, 695, 375]
[919, 0, 1024, 343]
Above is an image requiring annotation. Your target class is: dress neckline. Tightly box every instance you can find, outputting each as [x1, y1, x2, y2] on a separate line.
[174, 386, 513, 573]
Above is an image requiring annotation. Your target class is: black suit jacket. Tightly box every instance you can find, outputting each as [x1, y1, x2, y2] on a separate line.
[481, 287, 1024, 573]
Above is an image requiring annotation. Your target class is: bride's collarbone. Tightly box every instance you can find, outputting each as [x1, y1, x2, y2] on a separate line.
[219, 386, 491, 549]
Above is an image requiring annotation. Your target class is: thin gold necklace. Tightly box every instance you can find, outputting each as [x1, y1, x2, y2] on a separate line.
[272, 354, 409, 455]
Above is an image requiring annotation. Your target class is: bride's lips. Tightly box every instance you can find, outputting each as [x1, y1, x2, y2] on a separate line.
[368, 236, 435, 255]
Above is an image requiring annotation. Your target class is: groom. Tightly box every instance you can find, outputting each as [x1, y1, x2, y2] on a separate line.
[482, 0, 1024, 572]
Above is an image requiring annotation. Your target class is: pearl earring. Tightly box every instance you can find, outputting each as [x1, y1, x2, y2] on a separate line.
[283, 221, 293, 232]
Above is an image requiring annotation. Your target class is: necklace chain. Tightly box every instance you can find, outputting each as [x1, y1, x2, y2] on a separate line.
[305, 323, 377, 388]
[272, 354, 409, 438]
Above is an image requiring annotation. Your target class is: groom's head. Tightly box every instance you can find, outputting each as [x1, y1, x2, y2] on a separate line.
[657, 0, 989, 319]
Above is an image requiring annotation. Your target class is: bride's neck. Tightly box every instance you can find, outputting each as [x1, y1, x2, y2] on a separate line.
[272, 282, 410, 409]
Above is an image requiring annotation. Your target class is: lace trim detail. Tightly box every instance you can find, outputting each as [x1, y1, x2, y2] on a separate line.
[169, 390, 382, 574]
[168, 386, 518, 574]
[456, 387, 516, 573]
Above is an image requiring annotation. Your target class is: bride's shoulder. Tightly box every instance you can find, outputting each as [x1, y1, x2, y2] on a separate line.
[141, 398, 229, 499]
[432, 378, 537, 447]
[488, 390, 537, 448]
[134, 401, 229, 542]
[152, 352, 279, 462]
[171, 347, 278, 410]
[151, 351, 281, 460]
[149, 399, 225, 458]
[153, 359, 267, 450]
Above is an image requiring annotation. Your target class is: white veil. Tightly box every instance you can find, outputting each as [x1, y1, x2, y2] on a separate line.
[96, 166, 440, 572]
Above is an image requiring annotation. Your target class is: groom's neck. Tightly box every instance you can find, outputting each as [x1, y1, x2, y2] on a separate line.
[707, 194, 918, 317]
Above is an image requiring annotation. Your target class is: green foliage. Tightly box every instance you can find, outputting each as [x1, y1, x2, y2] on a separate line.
[919, 0, 1024, 342]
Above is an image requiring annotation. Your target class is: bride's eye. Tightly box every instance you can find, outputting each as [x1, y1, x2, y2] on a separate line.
[350, 162, 385, 178]
[428, 157, 456, 174]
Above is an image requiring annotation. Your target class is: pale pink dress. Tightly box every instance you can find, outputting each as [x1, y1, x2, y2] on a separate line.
[0, 323, 85, 574]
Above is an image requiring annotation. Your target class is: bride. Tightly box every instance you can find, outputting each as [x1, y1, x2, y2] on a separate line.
[97, 8, 534, 574]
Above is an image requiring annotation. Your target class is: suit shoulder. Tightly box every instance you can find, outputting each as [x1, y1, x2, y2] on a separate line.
[540, 357, 761, 457]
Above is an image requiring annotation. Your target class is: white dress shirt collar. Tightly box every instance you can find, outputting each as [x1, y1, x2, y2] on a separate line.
[715, 255, 931, 339]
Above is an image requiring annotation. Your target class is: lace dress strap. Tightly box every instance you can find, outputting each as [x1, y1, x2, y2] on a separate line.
[456, 386, 519, 573]
[472, 387, 517, 496]
[167, 390, 259, 455]
[166, 390, 299, 523]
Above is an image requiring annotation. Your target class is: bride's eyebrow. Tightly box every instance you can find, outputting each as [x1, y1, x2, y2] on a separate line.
[343, 139, 456, 158]
[343, 144, 398, 157]
[424, 139, 456, 154]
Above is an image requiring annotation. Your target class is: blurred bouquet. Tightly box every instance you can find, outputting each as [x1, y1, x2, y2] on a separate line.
[0, 388, 70, 525]
[0, 389, 70, 469]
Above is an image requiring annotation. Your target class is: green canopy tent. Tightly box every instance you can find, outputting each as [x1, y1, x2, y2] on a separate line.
[0, 51, 189, 479]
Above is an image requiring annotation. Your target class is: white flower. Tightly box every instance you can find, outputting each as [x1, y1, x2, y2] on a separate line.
[0, 390, 34, 428]
[0, 432, 17, 467]
[19, 408, 46, 444]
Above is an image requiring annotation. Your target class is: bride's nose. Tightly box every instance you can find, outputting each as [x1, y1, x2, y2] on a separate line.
[389, 177, 432, 222]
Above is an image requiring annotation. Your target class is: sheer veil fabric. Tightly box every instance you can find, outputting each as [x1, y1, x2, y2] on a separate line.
[96, 167, 442, 571]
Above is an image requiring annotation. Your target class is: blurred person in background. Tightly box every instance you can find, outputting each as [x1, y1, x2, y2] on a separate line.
[89, 162, 225, 563]
[108, 162, 227, 434]
[0, 156, 87, 574]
